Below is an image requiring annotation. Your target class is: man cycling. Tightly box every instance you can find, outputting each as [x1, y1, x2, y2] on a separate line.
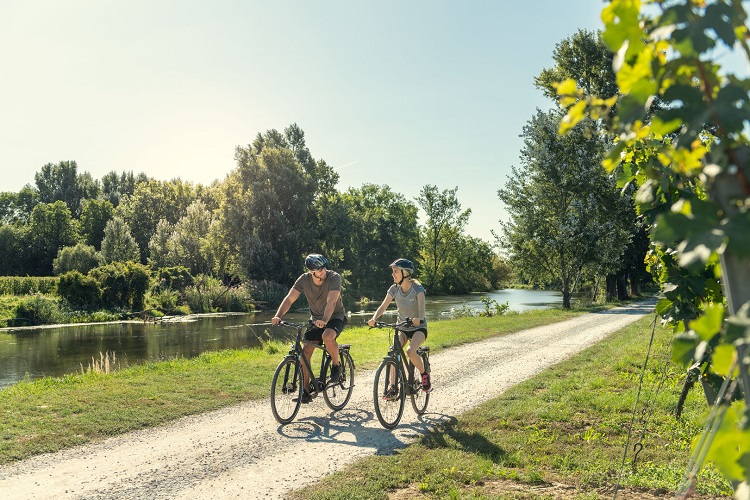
[272, 254, 347, 403]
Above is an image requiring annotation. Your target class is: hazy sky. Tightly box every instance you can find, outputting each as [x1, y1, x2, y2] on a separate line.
[0, 1, 717, 242]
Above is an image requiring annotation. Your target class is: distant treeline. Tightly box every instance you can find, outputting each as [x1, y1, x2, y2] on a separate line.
[0, 124, 511, 302]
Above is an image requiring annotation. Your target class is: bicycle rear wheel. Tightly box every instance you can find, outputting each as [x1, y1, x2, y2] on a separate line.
[271, 357, 303, 424]
[373, 358, 405, 429]
[323, 351, 355, 411]
[410, 353, 430, 415]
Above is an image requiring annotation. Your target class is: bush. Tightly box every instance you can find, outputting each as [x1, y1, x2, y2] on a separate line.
[52, 243, 100, 275]
[89, 261, 151, 311]
[58, 271, 102, 309]
[145, 288, 179, 314]
[13, 294, 64, 325]
[249, 280, 288, 309]
[183, 275, 253, 313]
[154, 266, 194, 294]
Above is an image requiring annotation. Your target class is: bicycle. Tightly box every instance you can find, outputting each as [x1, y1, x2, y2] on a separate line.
[370, 318, 431, 429]
[270, 321, 355, 424]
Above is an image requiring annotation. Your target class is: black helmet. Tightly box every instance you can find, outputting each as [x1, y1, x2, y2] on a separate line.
[389, 258, 415, 277]
[305, 253, 329, 270]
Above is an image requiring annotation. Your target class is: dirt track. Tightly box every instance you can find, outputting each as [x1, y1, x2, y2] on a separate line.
[0, 300, 656, 499]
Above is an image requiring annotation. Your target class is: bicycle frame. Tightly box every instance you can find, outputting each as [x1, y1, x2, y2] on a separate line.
[384, 321, 420, 394]
[281, 321, 332, 396]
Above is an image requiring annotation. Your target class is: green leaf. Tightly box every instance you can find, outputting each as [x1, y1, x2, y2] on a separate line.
[704, 407, 750, 482]
[709, 343, 735, 376]
[725, 302, 750, 343]
[704, 2, 737, 48]
[672, 331, 702, 366]
[689, 302, 725, 341]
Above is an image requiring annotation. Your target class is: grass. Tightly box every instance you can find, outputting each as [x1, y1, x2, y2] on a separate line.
[0, 305, 584, 465]
[291, 315, 735, 499]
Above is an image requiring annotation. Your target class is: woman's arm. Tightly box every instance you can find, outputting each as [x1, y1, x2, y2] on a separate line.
[367, 293, 393, 326]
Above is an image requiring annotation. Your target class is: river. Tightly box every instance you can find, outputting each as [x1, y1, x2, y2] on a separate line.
[0, 288, 569, 389]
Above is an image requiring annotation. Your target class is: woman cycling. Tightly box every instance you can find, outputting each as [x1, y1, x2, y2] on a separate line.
[367, 258, 431, 393]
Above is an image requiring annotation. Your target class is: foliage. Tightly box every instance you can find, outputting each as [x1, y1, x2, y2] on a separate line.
[167, 200, 215, 276]
[26, 201, 80, 276]
[12, 294, 65, 326]
[153, 266, 194, 294]
[557, 0, 750, 489]
[0, 276, 58, 296]
[183, 275, 252, 313]
[316, 184, 420, 299]
[417, 185, 471, 292]
[57, 271, 102, 309]
[99, 217, 140, 265]
[497, 109, 632, 308]
[0, 224, 27, 276]
[53, 243, 100, 275]
[248, 279, 289, 309]
[89, 261, 151, 311]
[116, 178, 199, 263]
[79, 199, 114, 250]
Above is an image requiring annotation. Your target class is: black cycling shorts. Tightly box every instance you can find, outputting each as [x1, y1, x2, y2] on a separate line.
[399, 328, 428, 340]
[304, 317, 347, 342]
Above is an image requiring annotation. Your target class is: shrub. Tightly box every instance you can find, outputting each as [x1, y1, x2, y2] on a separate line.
[248, 280, 288, 309]
[89, 261, 151, 311]
[154, 266, 194, 294]
[183, 275, 253, 313]
[57, 271, 102, 309]
[13, 294, 64, 325]
[52, 243, 100, 275]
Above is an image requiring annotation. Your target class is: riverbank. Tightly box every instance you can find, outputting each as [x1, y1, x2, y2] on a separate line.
[0, 306, 585, 464]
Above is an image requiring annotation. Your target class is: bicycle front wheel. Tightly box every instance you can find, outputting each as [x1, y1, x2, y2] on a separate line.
[373, 358, 405, 429]
[323, 351, 355, 411]
[270, 357, 303, 424]
[410, 354, 430, 415]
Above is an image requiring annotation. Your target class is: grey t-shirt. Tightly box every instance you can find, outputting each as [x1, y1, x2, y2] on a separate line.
[387, 281, 427, 331]
[292, 271, 346, 322]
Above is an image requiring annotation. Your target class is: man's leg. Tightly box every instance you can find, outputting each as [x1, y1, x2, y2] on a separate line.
[322, 328, 342, 382]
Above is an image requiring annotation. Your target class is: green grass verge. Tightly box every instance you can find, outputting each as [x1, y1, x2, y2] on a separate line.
[0, 307, 584, 465]
[291, 315, 734, 499]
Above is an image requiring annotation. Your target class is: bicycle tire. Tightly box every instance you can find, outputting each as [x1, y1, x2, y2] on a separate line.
[270, 357, 303, 424]
[410, 352, 430, 415]
[373, 358, 405, 429]
[323, 351, 355, 411]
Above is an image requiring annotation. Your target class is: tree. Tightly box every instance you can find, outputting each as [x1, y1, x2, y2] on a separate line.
[416, 185, 471, 293]
[26, 201, 80, 276]
[0, 223, 25, 275]
[168, 200, 214, 276]
[148, 219, 175, 270]
[53, 243, 100, 275]
[34, 161, 99, 217]
[0, 186, 39, 225]
[99, 217, 140, 264]
[534, 29, 617, 106]
[116, 179, 197, 263]
[497, 109, 631, 308]
[536, 28, 648, 301]
[101, 170, 149, 207]
[79, 199, 115, 250]
[316, 184, 420, 300]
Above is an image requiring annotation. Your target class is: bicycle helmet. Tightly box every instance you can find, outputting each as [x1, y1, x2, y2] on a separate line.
[389, 258, 415, 278]
[305, 253, 329, 270]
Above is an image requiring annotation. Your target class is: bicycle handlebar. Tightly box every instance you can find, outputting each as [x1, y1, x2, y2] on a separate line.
[368, 318, 413, 329]
[277, 320, 312, 329]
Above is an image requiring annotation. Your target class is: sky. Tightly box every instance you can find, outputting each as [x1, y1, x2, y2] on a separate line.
[1, 1, 745, 243]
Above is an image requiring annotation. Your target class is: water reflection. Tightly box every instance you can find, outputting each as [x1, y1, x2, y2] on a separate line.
[0, 289, 569, 389]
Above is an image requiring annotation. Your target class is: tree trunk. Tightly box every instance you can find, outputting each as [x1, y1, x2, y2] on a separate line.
[605, 274, 617, 302]
[616, 273, 630, 301]
[561, 286, 572, 309]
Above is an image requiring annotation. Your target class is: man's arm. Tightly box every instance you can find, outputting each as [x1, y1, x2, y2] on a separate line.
[272, 288, 302, 325]
[314, 289, 340, 328]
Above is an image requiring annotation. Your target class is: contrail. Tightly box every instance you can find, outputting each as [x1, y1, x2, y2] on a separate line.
[334, 161, 359, 170]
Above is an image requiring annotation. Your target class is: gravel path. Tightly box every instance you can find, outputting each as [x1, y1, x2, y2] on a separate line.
[0, 300, 656, 499]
